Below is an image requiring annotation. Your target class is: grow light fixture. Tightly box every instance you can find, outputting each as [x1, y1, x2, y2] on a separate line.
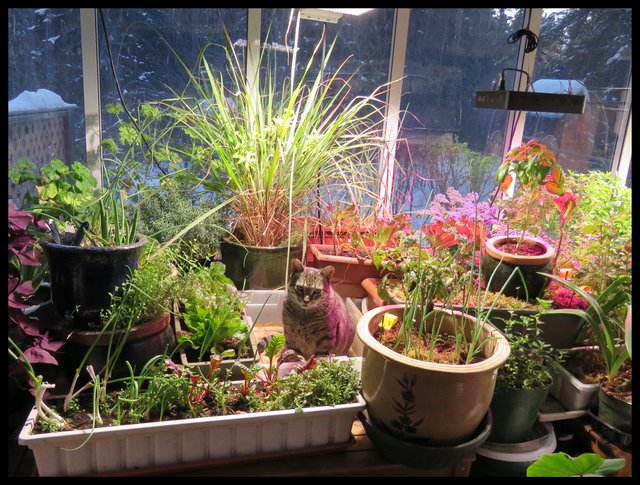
[476, 69, 586, 114]
[299, 8, 374, 23]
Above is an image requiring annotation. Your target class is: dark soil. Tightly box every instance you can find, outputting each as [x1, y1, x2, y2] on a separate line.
[563, 347, 608, 384]
[374, 324, 484, 365]
[601, 360, 632, 404]
[34, 387, 248, 434]
[497, 241, 546, 256]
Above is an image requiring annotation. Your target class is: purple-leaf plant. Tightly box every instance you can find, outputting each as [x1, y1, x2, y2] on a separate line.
[8, 202, 65, 372]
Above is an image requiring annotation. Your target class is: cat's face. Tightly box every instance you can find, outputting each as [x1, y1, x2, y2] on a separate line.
[288, 258, 333, 308]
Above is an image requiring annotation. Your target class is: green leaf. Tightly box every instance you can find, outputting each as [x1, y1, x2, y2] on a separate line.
[527, 452, 625, 477]
[101, 138, 119, 155]
[41, 182, 58, 199]
[264, 334, 286, 359]
[105, 102, 123, 115]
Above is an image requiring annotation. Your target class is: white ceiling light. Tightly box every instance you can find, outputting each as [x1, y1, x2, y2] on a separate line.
[299, 8, 374, 23]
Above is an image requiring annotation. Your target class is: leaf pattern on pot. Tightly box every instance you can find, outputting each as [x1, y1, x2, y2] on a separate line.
[390, 374, 424, 435]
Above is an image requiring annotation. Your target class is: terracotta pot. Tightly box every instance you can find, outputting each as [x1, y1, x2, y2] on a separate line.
[309, 243, 381, 299]
[357, 304, 510, 445]
[481, 236, 554, 301]
[59, 312, 174, 383]
[41, 235, 148, 328]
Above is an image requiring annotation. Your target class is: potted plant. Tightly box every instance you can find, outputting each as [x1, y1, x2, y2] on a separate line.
[543, 274, 631, 433]
[483, 139, 570, 301]
[553, 169, 631, 300]
[357, 221, 510, 455]
[9, 158, 148, 328]
[309, 203, 411, 298]
[11, 334, 365, 477]
[160, 33, 388, 290]
[487, 314, 565, 444]
[137, 178, 229, 265]
[57, 239, 179, 391]
[173, 259, 258, 380]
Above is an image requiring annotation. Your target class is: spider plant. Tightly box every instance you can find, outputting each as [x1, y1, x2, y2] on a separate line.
[160, 29, 389, 248]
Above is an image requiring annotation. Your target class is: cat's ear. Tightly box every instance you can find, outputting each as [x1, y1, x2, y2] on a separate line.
[320, 265, 335, 280]
[291, 258, 304, 272]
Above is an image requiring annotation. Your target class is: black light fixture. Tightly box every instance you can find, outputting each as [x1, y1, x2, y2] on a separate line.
[476, 67, 586, 114]
[476, 18, 587, 116]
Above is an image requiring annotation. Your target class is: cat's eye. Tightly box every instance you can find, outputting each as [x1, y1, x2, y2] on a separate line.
[296, 286, 304, 294]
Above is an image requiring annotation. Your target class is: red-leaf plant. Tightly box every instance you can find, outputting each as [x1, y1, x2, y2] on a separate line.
[8, 202, 65, 391]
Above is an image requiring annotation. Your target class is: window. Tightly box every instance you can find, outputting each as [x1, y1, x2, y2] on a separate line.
[394, 8, 524, 225]
[524, 8, 632, 174]
[97, 8, 247, 180]
[8, 8, 86, 207]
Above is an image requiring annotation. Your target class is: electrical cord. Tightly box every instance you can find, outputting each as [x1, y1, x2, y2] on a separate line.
[97, 8, 167, 176]
[507, 28, 538, 53]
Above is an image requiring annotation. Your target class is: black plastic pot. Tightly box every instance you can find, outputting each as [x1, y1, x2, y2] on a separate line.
[220, 238, 303, 290]
[489, 384, 552, 444]
[482, 236, 554, 301]
[41, 235, 147, 328]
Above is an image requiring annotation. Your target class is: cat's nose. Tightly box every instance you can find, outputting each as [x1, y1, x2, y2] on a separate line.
[304, 295, 310, 303]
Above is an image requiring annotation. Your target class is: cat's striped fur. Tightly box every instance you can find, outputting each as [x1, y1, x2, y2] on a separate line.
[282, 259, 354, 359]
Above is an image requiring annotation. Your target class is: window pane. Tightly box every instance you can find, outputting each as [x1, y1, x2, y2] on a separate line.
[8, 8, 86, 207]
[396, 8, 524, 225]
[525, 8, 632, 174]
[260, 8, 393, 102]
[259, 8, 394, 214]
[98, 8, 247, 179]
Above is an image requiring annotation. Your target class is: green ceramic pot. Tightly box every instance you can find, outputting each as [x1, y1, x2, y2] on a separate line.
[220, 238, 303, 290]
[597, 386, 632, 433]
[489, 384, 552, 444]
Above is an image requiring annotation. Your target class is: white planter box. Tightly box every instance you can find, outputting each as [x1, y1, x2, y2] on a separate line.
[549, 357, 600, 411]
[241, 289, 286, 325]
[18, 369, 365, 476]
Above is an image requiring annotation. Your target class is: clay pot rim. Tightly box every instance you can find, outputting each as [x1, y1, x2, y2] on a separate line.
[310, 243, 374, 266]
[67, 312, 170, 346]
[357, 304, 511, 374]
[485, 235, 554, 265]
[40, 234, 148, 252]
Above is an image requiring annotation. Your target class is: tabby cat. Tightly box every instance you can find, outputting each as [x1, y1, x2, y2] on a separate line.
[282, 259, 355, 359]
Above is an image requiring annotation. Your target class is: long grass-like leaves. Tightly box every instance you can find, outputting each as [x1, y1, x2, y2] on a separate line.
[541, 273, 631, 381]
[160, 32, 388, 247]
